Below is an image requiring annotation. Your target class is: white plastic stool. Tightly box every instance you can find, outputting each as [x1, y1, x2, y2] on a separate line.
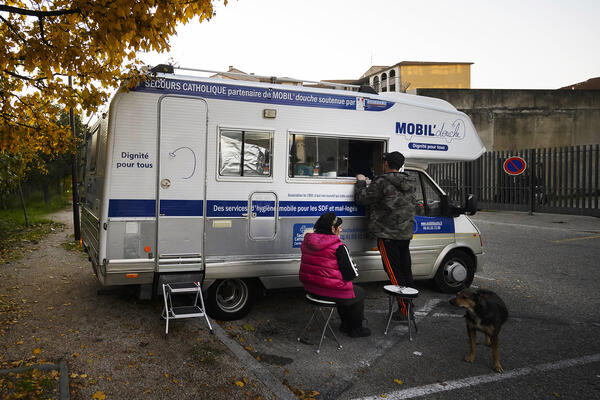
[297, 293, 342, 353]
[383, 285, 419, 340]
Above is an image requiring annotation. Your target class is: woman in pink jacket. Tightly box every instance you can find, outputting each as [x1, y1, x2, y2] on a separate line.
[299, 212, 370, 337]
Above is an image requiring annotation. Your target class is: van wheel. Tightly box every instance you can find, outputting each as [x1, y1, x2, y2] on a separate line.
[205, 279, 256, 321]
[433, 250, 474, 293]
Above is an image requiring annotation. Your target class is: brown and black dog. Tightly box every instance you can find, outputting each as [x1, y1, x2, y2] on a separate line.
[450, 289, 508, 372]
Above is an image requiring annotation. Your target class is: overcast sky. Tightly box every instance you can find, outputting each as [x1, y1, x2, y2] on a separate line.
[142, 0, 600, 89]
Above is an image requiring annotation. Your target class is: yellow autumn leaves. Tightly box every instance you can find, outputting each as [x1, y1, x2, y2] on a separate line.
[0, 0, 225, 159]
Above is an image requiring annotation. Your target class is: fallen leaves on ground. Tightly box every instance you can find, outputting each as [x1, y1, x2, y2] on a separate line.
[282, 379, 320, 399]
[0, 367, 59, 400]
[92, 390, 107, 399]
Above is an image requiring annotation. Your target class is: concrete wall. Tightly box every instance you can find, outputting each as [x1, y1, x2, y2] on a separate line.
[416, 89, 600, 151]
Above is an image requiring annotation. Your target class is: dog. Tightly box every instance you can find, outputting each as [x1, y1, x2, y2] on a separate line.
[450, 289, 508, 372]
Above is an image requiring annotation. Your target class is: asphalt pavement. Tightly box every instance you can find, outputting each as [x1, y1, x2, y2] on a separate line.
[208, 210, 600, 400]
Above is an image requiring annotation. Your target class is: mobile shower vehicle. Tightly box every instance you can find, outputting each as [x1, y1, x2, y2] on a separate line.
[81, 66, 486, 320]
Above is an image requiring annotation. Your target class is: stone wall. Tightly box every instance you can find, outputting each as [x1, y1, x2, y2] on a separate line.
[416, 89, 600, 151]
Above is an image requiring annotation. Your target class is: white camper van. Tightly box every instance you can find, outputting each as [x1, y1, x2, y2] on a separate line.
[81, 66, 485, 320]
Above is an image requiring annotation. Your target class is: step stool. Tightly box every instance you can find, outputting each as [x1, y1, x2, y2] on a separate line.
[162, 282, 213, 339]
[297, 293, 342, 353]
[383, 285, 419, 340]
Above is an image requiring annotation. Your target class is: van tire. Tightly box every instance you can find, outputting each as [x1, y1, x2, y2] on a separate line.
[433, 250, 474, 293]
[205, 279, 256, 321]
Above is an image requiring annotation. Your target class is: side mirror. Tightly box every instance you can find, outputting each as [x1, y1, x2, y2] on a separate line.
[464, 194, 477, 215]
[441, 194, 460, 217]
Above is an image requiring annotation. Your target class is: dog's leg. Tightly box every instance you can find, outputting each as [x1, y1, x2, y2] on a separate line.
[490, 334, 503, 373]
[485, 334, 491, 347]
[464, 326, 476, 363]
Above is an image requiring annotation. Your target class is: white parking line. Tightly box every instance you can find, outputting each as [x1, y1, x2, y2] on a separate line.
[416, 298, 443, 316]
[352, 353, 600, 400]
[431, 312, 463, 318]
[475, 274, 496, 281]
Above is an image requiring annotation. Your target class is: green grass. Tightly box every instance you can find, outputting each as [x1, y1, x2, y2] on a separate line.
[0, 192, 69, 264]
[0, 368, 59, 400]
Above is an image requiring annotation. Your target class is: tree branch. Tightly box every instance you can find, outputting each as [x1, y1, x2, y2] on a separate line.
[2, 69, 47, 83]
[0, 112, 38, 129]
[38, 16, 51, 46]
[0, 15, 28, 44]
[0, 4, 80, 18]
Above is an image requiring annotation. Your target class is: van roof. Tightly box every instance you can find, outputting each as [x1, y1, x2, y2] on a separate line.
[131, 69, 486, 164]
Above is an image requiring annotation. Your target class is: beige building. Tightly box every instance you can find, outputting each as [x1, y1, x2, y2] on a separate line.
[360, 61, 472, 93]
[211, 62, 473, 93]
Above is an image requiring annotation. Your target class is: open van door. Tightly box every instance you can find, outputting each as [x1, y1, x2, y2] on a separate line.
[157, 96, 207, 273]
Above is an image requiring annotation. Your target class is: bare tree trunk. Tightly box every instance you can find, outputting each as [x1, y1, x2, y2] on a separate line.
[69, 76, 81, 241]
[18, 181, 30, 227]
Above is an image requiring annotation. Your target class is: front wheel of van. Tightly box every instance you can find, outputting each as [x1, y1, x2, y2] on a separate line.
[205, 279, 257, 321]
[433, 250, 474, 293]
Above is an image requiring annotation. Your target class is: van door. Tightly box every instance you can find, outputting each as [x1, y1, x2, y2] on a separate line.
[248, 192, 277, 240]
[157, 96, 207, 272]
[407, 170, 455, 277]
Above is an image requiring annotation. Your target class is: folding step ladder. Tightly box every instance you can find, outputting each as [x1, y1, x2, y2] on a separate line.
[162, 282, 213, 339]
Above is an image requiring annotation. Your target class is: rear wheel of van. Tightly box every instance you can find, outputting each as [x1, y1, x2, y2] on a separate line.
[433, 250, 474, 293]
[205, 279, 257, 321]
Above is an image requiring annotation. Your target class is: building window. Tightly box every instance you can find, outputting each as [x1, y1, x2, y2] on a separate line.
[372, 76, 380, 92]
[219, 129, 272, 177]
[289, 133, 385, 179]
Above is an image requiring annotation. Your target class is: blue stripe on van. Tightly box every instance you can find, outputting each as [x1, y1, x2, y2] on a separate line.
[206, 200, 247, 217]
[108, 199, 156, 217]
[107, 200, 455, 234]
[134, 78, 394, 112]
[160, 200, 203, 216]
[205, 200, 365, 218]
[108, 199, 204, 217]
[278, 201, 365, 217]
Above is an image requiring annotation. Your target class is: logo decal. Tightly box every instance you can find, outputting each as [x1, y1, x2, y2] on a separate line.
[395, 119, 466, 143]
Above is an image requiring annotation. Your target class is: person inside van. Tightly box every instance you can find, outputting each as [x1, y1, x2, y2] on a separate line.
[299, 212, 370, 337]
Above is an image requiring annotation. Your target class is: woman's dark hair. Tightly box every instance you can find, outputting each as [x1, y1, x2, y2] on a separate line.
[313, 212, 343, 234]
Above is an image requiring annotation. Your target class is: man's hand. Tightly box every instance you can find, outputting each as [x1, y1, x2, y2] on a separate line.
[355, 174, 367, 181]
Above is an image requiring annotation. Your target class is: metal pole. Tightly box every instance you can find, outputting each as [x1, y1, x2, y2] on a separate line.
[69, 76, 81, 240]
[529, 148, 535, 215]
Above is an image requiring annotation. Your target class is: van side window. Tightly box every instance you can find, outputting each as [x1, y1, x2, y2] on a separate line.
[87, 128, 99, 174]
[407, 170, 425, 216]
[219, 129, 272, 177]
[289, 133, 384, 178]
[407, 170, 442, 217]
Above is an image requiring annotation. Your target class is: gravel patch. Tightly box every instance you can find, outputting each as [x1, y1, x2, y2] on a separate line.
[0, 209, 277, 400]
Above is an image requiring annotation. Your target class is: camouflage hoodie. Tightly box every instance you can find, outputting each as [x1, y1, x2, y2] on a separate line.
[354, 172, 416, 240]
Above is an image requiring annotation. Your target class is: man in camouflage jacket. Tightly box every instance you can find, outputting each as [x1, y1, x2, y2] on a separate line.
[354, 151, 416, 318]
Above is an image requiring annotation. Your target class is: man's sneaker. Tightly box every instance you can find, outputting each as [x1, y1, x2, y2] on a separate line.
[349, 326, 371, 338]
[339, 322, 351, 334]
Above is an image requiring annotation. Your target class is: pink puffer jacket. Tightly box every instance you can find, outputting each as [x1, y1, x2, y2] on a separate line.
[299, 233, 354, 299]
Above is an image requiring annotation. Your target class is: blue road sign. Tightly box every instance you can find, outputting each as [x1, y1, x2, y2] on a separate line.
[503, 156, 527, 176]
